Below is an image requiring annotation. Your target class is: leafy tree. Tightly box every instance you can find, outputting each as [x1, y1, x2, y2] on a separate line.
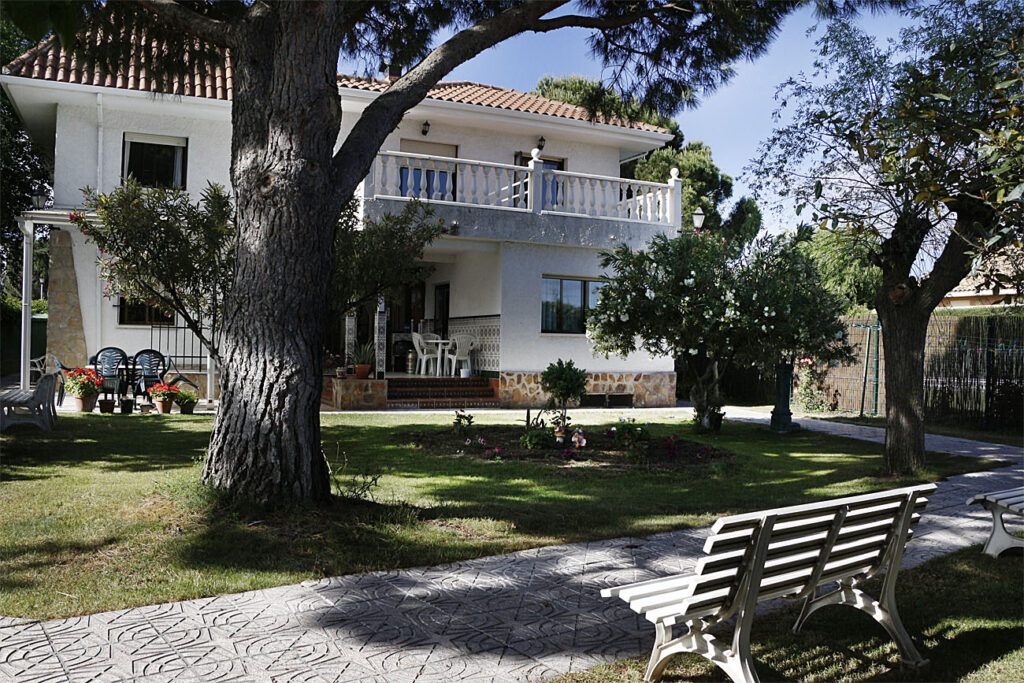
[799, 229, 881, 312]
[751, 0, 1024, 474]
[4, 0, 899, 504]
[329, 201, 444, 317]
[588, 228, 852, 428]
[73, 183, 443, 364]
[1, 19, 50, 294]
[532, 75, 683, 149]
[70, 180, 235, 357]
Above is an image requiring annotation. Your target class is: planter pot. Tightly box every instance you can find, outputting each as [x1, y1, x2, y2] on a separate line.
[139, 403, 153, 415]
[335, 367, 344, 378]
[178, 402, 196, 415]
[354, 364, 372, 380]
[120, 398, 135, 415]
[97, 399, 116, 414]
[707, 411, 724, 433]
[460, 368, 472, 379]
[73, 395, 98, 413]
[154, 398, 174, 414]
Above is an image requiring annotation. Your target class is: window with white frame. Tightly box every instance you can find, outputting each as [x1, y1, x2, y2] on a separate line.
[122, 133, 187, 188]
[541, 277, 606, 334]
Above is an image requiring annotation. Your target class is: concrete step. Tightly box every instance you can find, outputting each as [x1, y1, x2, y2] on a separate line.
[386, 397, 501, 410]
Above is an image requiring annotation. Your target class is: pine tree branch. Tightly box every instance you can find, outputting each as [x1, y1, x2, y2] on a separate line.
[136, 0, 237, 46]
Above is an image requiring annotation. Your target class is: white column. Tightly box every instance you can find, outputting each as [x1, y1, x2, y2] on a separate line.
[527, 148, 542, 214]
[668, 167, 682, 231]
[19, 219, 34, 389]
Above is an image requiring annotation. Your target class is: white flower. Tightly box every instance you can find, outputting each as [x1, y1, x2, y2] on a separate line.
[646, 288, 655, 299]
[761, 325, 767, 332]
[620, 313, 629, 322]
[689, 348, 698, 355]
[683, 278, 695, 286]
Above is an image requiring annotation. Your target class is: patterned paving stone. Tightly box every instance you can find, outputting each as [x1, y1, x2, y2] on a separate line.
[2, 417, 1019, 682]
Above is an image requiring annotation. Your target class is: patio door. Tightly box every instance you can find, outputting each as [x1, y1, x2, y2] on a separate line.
[434, 284, 450, 339]
[399, 140, 458, 200]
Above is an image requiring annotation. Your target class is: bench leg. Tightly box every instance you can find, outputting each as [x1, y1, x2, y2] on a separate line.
[644, 623, 759, 683]
[981, 504, 1024, 558]
[792, 583, 926, 667]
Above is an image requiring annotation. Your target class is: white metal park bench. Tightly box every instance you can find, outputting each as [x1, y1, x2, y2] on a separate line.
[968, 487, 1024, 558]
[602, 483, 936, 683]
[0, 372, 60, 433]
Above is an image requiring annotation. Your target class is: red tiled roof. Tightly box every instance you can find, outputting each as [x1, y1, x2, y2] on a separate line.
[4, 36, 667, 133]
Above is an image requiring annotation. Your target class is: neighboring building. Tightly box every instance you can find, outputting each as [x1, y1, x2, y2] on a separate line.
[937, 253, 1020, 310]
[2, 37, 681, 407]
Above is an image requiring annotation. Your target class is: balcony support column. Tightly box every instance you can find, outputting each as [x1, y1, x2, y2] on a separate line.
[668, 167, 682, 231]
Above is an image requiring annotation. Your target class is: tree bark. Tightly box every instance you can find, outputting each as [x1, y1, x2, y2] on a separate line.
[202, 4, 344, 504]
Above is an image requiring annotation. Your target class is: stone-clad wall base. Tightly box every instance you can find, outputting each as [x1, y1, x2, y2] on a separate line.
[46, 230, 89, 367]
[323, 377, 387, 410]
[499, 371, 676, 408]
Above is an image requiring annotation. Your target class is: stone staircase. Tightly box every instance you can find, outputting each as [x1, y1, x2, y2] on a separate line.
[386, 377, 500, 409]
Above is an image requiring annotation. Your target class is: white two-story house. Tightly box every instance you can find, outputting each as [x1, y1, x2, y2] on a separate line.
[3, 36, 681, 409]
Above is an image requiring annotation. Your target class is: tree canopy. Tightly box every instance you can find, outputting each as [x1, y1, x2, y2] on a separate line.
[749, 0, 1024, 473]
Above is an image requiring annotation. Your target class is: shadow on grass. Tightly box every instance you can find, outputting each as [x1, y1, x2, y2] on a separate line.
[0, 537, 121, 590]
[0, 414, 211, 480]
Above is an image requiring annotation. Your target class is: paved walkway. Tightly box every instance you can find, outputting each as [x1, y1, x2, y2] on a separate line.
[2, 420, 1021, 683]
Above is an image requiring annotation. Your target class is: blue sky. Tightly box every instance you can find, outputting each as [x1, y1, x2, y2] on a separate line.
[341, 5, 912, 231]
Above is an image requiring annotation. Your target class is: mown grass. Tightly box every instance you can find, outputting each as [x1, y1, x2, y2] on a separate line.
[0, 409, 1005, 620]
[555, 545, 1024, 682]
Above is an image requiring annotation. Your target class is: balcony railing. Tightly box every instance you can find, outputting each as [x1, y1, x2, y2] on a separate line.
[370, 149, 682, 228]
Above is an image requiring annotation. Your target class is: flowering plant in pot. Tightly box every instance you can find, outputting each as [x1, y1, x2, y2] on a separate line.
[351, 342, 375, 380]
[174, 387, 200, 415]
[65, 368, 103, 412]
[148, 383, 181, 413]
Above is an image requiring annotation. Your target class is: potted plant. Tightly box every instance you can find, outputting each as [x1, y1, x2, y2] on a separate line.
[352, 342, 375, 380]
[65, 367, 102, 412]
[174, 387, 199, 415]
[148, 383, 181, 414]
[119, 397, 135, 414]
[98, 397, 116, 413]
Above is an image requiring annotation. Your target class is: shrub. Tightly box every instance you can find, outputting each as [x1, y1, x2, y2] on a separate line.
[452, 409, 474, 438]
[540, 359, 588, 427]
[520, 429, 556, 450]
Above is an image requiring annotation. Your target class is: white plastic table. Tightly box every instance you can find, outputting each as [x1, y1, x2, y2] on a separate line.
[422, 339, 451, 377]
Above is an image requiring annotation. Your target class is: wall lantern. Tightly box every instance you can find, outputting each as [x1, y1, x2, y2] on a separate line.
[31, 193, 47, 210]
[421, 120, 430, 136]
[537, 136, 546, 150]
[692, 206, 705, 230]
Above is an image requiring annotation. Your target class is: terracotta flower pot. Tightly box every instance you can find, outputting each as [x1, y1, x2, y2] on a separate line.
[354, 364, 372, 380]
[97, 399, 116, 414]
[178, 401, 196, 415]
[154, 398, 174, 414]
[74, 395, 98, 413]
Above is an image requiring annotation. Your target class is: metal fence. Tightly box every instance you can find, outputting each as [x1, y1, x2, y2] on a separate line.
[149, 324, 209, 371]
[820, 315, 1024, 430]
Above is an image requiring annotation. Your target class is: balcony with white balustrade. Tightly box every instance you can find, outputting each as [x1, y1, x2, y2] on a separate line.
[362, 148, 682, 251]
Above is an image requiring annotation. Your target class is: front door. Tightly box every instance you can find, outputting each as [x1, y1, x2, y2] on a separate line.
[434, 284, 450, 339]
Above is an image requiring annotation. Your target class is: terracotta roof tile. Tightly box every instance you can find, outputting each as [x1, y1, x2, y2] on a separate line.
[4, 36, 667, 134]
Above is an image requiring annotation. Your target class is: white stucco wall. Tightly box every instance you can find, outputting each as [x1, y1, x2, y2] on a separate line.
[498, 242, 673, 373]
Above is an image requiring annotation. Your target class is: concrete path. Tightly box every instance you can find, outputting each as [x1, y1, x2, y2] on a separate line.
[2, 422, 1021, 683]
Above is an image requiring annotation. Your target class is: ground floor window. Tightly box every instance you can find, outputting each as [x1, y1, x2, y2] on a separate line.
[541, 277, 605, 333]
[117, 297, 174, 326]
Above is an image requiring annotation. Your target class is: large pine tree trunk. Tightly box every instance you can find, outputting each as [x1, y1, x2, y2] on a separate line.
[202, 6, 345, 504]
[875, 294, 929, 475]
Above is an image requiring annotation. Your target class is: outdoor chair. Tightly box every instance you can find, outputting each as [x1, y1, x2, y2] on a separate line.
[411, 332, 441, 375]
[445, 334, 478, 376]
[132, 349, 201, 399]
[94, 347, 129, 399]
[1, 371, 59, 432]
[29, 353, 70, 405]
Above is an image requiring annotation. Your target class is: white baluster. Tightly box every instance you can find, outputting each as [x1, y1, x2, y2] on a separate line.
[379, 155, 390, 196]
[445, 162, 454, 201]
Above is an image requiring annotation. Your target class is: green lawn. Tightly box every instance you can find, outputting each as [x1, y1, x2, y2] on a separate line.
[0, 410, 1005, 620]
[555, 545, 1024, 682]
